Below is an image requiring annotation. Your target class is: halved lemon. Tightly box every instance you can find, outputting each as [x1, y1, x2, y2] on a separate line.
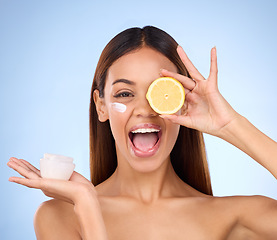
[146, 77, 185, 115]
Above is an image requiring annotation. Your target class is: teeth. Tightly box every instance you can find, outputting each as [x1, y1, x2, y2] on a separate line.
[131, 128, 160, 134]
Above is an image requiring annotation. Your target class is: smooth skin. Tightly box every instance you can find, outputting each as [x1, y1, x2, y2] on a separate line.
[7, 46, 277, 240]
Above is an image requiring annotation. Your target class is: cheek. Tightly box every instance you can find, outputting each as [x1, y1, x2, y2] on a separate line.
[108, 103, 130, 141]
[165, 122, 181, 150]
[110, 102, 127, 113]
[171, 124, 180, 140]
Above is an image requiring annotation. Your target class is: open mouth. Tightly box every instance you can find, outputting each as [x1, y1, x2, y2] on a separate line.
[128, 124, 162, 157]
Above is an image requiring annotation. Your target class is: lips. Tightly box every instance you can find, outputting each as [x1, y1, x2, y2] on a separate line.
[128, 123, 162, 158]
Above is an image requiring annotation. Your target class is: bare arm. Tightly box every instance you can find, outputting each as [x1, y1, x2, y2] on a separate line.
[237, 195, 277, 239]
[74, 192, 108, 240]
[219, 115, 277, 179]
[34, 198, 108, 240]
[161, 45, 277, 237]
[8, 158, 109, 240]
[161, 46, 277, 178]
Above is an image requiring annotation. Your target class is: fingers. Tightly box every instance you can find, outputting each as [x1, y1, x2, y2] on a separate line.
[9, 158, 28, 171]
[7, 158, 40, 180]
[9, 176, 75, 198]
[70, 171, 92, 185]
[11, 157, 41, 176]
[209, 47, 218, 85]
[20, 159, 41, 176]
[160, 69, 196, 94]
[177, 45, 219, 86]
[177, 45, 205, 81]
[8, 177, 74, 204]
[160, 70, 196, 97]
[160, 114, 193, 128]
[9, 177, 42, 188]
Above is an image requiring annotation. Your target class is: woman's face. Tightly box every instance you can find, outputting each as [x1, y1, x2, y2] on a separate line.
[97, 47, 181, 173]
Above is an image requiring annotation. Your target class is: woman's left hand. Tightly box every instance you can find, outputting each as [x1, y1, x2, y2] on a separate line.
[160, 46, 239, 137]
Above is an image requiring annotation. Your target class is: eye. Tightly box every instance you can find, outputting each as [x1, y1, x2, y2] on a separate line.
[114, 91, 134, 98]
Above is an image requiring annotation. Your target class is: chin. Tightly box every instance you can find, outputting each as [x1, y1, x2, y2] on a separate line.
[127, 155, 168, 174]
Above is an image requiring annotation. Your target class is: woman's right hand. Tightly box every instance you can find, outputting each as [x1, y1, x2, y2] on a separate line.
[8, 157, 109, 239]
[7, 157, 98, 206]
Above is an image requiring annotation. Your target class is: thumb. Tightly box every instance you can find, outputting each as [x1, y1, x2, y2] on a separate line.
[70, 171, 91, 184]
[159, 114, 193, 128]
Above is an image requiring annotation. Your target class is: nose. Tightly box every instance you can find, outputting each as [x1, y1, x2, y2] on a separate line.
[133, 95, 158, 118]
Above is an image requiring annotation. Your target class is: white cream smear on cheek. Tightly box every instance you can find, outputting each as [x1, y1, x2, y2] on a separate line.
[110, 102, 127, 113]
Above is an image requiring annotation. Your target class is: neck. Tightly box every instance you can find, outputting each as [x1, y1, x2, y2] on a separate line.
[106, 156, 191, 204]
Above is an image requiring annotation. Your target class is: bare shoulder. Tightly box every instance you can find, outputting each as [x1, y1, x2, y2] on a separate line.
[223, 194, 277, 210]
[206, 194, 277, 213]
[34, 199, 81, 240]
[213, 195, 277, 239]
[219, 194, 277, 222]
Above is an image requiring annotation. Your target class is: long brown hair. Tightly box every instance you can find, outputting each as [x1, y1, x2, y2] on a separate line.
[89, 26, 213, 195]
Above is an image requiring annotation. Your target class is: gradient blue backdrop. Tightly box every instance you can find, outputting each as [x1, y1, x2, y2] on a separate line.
[1, 0, 277, 239]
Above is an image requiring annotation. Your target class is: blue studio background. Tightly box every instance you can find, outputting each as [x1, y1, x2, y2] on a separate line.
[1, 0, 277, 239]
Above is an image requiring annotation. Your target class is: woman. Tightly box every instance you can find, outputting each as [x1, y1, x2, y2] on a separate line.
[7, 26, 277, 239]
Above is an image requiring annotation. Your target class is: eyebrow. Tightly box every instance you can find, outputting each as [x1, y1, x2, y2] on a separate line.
[112, 79, 136, 86]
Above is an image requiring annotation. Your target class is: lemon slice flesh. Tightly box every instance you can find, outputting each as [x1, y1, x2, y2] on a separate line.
[146, 77, 185, 115]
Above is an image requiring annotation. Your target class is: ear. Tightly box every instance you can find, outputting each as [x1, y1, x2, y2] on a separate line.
[93, 89, 109, 122]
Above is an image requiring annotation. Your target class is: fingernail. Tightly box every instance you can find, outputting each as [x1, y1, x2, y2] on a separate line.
[9, 177, 14, 182]
[7, 161, 15, 167]
[159, 69, 168, 77]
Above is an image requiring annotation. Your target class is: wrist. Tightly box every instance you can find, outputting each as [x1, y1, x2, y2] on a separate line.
[217, 113, 245, 140]
[74, 191, 108, 240]
[74, 185, 100, 214]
